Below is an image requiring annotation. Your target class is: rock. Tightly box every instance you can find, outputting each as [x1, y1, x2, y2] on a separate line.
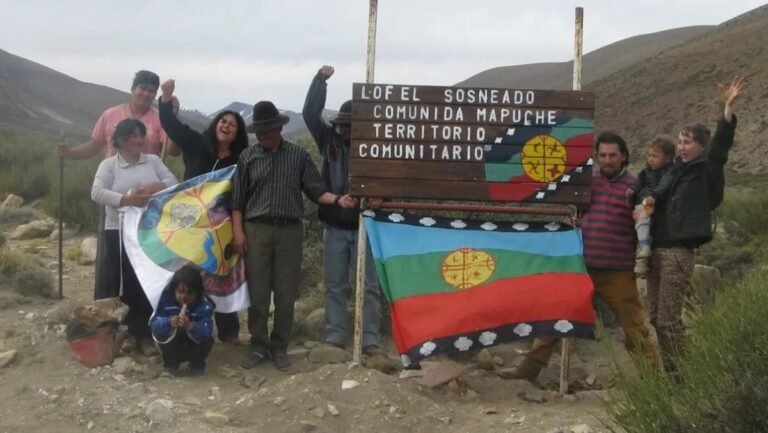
[310, 407, 325, 419]
[492, 356, 504, 366]
[308, 345, 349, 364]
[86, 421, 94, 430]
[127, 383, 147, 396]
[475, 349, 495, 371]
[585, 374, 596, 386]
[519, 389, 550, 404]
[297, 309, 326, 341]
[25, 313, 35, 321]
[182, 397, 203, 407]
[300, 420, 318, 432]
[49, 224, 80, 241]
[1, 194, 23, 209]
[569, 425, 593, 433]
[145, 399, 174, 423]
[241, 374, 266, 389]
[217, 366, 240, 379]
[9, 220, 54, 240]
[327, 403, 340, 416]
[78, 237, 98, 266]
[209, 386, 221, 400]
[341, 379, 360, 390]
[0, 349, 18, 368]
[413, 361, 465, 388]
[504, 415, 527, 425]
[272, 397, 286, 406]
[112, 357, 142, 375]
[204, 410, 229, 426]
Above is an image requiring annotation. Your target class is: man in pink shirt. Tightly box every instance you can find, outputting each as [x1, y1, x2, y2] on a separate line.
[55, 70, 175, 159]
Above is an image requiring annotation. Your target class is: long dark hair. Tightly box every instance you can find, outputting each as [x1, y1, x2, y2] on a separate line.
[112, 119, 146, 149]
[165, 263, 205, 303]
[203, 110, 248, 159]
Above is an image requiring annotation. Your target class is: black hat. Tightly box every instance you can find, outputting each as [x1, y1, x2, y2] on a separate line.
[330, 100, 352, 125]
[246, 101, 290, 133]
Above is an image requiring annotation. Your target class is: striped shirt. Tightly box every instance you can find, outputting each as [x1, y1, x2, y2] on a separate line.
[581, 169, 637, 270]
[232, 140, 327, 220]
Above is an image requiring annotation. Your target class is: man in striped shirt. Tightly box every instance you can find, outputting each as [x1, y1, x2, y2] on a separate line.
[500, 132, 659, 381]
[232, 101, 357, 371]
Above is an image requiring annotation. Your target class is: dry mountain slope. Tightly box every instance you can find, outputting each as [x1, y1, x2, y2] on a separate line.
[0, 48, 208, 137]
[457, 26, 714, 90]
[588, 5, 768, 173]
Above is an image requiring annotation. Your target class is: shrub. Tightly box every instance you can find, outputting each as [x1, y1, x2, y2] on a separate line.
[606, 268, 768, 433]
[0, 245, 53, 298]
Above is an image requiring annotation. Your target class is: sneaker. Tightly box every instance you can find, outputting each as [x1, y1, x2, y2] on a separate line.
[637, 245, 652, 258]
[241, 350, 268, 369]
[220, 335, 240, 345]
[272, 351, 291, 371]
[497, 358, 545, 381]
[634, 259, 649, 277]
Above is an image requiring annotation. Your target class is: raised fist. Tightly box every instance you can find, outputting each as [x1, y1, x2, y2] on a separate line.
[320, 65, 335, 79]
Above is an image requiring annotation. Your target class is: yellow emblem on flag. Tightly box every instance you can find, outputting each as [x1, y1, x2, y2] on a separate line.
[521, 134, 567, 182]
[441, 248, 496, 290]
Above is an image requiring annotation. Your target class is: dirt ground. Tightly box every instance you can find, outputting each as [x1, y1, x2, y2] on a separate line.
[0, 232, 632, 433]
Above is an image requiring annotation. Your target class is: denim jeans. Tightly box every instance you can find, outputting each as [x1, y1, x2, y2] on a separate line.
[323, 226, 381, 348]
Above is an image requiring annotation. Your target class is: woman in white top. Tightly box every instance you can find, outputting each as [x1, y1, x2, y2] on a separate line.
[92, 119, 178, 355]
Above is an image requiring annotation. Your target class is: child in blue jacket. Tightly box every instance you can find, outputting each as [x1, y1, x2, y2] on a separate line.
[150, 264, 215, 377]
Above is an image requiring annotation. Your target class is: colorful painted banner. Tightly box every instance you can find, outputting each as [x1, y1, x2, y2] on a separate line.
[122, 166, 249, 313]
[363, 210, 595, 365]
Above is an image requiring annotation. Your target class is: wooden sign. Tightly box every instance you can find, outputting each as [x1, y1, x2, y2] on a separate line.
[350, 83, 595, 204]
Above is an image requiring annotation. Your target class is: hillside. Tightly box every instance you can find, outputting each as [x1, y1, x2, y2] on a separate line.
[457, 26, 714, 90]
[588, 5, 768, 173]
[0, 48, 209, 137]
[211, 101, 338, 139]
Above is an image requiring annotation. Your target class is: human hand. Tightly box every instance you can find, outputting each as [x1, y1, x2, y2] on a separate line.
[136, 182, 166, 196]
[367, 197, 385, 209]
[718, 75, 747, 107]
[320, 65, 335, 79]
[160, 79, 175, 101]
[170, 315, 181, 328]
[54, 144, 71, 159]
[232, 229, 247, 255]
[337, 194, 357, 209]
[625, 188, 635, 199]
[178, 315, 192, 330]
[121, 191, 150, 207]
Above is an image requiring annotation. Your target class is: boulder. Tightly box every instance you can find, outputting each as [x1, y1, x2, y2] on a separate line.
[145, 399, 174, 423]
[1, 194, 23, 209]
[475, 349, 495, 371]
[78, 237, 98, 266]
[9, 220, 54, 240]
[0, 349, 18, 368]
[308, 345, 349, 364]
[297, 308, 326, 341]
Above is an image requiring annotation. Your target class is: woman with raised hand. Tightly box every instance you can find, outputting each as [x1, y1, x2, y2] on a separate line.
[91, 118, 178, 355]
[158, 79, 248, 344]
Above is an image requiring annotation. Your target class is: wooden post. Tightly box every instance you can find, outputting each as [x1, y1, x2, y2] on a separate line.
[352, 0, 379, 365]
[560, 6, 584, 396]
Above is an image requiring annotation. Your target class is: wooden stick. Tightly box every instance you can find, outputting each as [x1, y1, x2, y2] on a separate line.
[352, 0, 379, 365]
[560, 6, 584, 396]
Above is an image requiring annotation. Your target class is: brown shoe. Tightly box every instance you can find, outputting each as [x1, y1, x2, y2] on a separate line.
[497, 358, 545, 381]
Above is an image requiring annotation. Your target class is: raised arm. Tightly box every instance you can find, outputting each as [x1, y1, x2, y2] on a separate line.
[302, 66, 335, 154]
[159, 79, 202, 154]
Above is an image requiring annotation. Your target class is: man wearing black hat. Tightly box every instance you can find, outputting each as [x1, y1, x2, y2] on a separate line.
[303, 65, 382, 355]
[232, 100, 357, 371]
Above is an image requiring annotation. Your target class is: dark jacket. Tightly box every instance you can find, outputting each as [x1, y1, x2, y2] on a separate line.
[159, 99, 239, 180]
[149, 289, 215, 344]
[631, 162, 673, 205]
[302, 71, 358, 230]
[650, 115, 737, 249]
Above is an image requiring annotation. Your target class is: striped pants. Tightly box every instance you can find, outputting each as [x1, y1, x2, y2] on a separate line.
[647, 247, 695, 373]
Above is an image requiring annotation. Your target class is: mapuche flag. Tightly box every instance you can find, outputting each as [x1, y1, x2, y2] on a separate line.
[363, 211, 595, 365]
[122, 166, 250, 313]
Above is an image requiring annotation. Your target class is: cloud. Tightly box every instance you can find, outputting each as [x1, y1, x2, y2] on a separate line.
[1, 0, 765, 113]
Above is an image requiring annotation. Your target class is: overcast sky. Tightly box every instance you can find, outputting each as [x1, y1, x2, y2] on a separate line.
[0, 0, 764, 114]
